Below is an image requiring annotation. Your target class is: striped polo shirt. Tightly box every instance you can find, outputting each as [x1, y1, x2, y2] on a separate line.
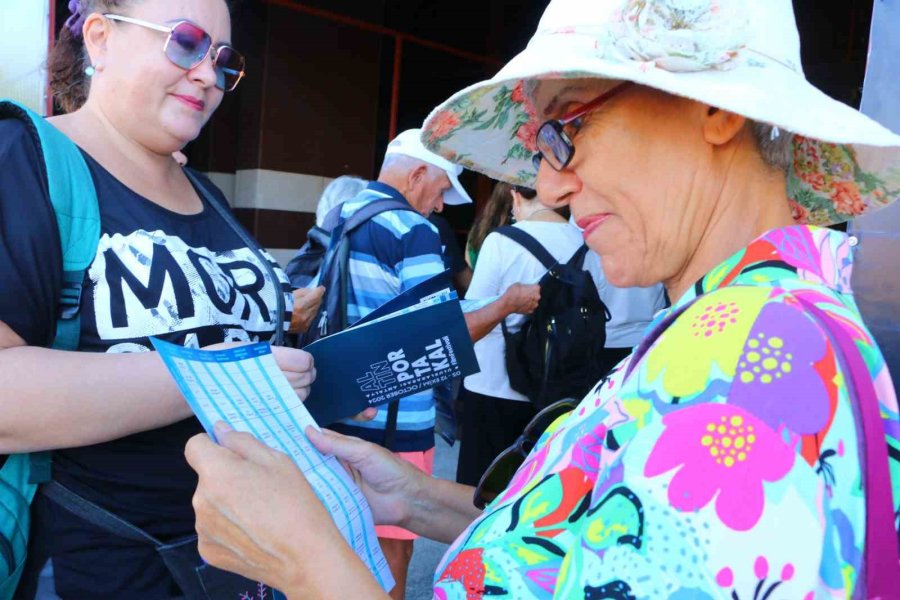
[329, 181, 445, 452]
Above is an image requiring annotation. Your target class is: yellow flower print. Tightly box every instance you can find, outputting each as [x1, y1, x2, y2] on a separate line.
[645, 287, 769, 398]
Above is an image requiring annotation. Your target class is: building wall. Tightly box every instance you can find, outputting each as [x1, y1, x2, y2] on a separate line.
[0, 0, 51, 114]
[190, 2, 387, 266]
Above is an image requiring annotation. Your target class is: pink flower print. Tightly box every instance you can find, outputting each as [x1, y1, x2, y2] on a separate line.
[788, 200, 808, 224]
[427, 110, 461, 142]
[799, 169, 827, 191]
[831, 181, 866, 216]
[571, 423, 607, 473]
[716, 556, 799, 599]
[511, 81, 527, 104]
[515, 118, 540, 152]
[644, 403, 795, 531]
[729, 301, 831, 435]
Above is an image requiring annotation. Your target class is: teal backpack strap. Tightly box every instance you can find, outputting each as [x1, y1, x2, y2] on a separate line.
[3, 102, 100, 350]
[0, 101, 100, 485]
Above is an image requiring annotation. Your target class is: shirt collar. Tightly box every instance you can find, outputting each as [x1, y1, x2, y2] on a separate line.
[367, 181, 410, 205]
[667, 224, 854, 314]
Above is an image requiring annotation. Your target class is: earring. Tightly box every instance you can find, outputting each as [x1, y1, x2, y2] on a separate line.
[85, 65, 95, 77]
[770, 126, 781, 141]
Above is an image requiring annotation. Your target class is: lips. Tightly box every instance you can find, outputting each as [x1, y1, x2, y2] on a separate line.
[173, 94, 205, 111]
[576, 214, 611, 239]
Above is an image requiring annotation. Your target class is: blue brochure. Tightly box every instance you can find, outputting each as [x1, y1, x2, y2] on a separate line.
[303, 292, 479, 426]
[353, 269, 455, 326]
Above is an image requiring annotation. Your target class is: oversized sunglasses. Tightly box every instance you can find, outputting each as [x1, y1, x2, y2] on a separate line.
[104, 14, 245, 92]
[473, 398, 577, 509]
[531, 82, 634, 172]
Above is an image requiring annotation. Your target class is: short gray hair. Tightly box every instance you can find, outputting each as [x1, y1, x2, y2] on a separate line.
[749, 121, 794, 175]
[315, 175, 367, 227]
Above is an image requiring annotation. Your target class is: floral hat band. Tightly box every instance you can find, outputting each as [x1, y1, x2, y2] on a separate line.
[421, 0, 900, 226]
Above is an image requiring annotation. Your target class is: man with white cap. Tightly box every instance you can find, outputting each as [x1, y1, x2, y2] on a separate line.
[325, 128, 539, 599]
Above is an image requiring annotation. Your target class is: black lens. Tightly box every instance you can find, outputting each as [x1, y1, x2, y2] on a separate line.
[523, 400, 576, 442]
[474, 450, 525, 509]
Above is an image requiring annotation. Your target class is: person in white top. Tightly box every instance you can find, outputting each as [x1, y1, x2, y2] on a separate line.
[574, 209, 668, 351]
[457, 182, 584, 485]
[582, 249, 667, 348]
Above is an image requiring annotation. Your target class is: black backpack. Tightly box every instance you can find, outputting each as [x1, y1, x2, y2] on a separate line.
[496, 227, 611, 411]
[285, 198, 416, 346]
[284, 224, 330, 291]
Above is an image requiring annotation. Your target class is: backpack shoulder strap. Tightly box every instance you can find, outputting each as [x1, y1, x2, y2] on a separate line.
[564, 244, 591, 269]
[794, 296, 900, 600]
[0, 100, 100, 484]
[495, 226, 557, 270]
[185, 169, 286, 346]
[0, 101, 100, 353]
[342, 198, 416, 236]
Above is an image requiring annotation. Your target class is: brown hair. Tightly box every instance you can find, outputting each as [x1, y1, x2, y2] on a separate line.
[48, 1, 139, 114]
[467, 181, 514, 257]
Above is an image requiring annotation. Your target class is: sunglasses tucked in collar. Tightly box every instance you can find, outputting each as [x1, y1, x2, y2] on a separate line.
[532, 81, 634, 172]
[473, 398, 578, 509]
[104, 14, 246, 92]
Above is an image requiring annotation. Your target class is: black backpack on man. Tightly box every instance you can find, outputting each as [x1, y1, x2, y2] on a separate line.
[495, 226, 611, 411]
[285, 198, 416, 346]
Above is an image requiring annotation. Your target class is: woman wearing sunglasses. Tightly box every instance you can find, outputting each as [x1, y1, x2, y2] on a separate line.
[0, 1, 317, 598]
[184, 0, 900, 598]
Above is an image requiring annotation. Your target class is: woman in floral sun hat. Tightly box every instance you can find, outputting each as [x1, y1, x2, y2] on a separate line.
[180, 1, 900, 598]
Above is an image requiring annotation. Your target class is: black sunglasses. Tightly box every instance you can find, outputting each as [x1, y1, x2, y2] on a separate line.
[531, 82, 633, 172]
[473, 398, 578, 509]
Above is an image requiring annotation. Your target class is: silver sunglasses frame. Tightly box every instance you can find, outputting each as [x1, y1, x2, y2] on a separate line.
[103, 14, 245, 91]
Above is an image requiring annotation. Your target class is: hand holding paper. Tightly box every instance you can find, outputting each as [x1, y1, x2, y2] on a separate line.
[153, 339, 394, 592]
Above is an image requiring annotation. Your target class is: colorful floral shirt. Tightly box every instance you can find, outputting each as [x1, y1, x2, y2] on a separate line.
[433, 225, 900, 599]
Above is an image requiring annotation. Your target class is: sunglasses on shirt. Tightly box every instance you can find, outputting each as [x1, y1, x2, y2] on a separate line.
[473, 398, 578, 510]
[104, 14, 246, 92]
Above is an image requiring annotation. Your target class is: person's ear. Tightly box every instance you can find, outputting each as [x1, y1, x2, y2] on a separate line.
[702, 106, 747, 146]
[408, 164, 428, 191]
[510, 189, 522, 212]
[83, 13, 113, 68]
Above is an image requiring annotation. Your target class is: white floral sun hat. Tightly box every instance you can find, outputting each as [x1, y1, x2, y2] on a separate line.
[421, 0, 900, 226]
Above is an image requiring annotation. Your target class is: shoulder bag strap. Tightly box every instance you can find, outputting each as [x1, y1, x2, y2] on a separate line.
[185, 170, 285, 346]
[343, 199, 416, 235]
[632, 292, 900, 599]
[338, 198, 415, 451]
[1, 101, 101, 486]
[564, 244, 591, 269]
[494, 226, 558, 270]
[795, 297, 900, 600]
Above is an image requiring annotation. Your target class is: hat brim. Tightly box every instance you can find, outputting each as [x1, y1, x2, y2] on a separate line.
[444, 170, 473, 205]
[422, 32, 900, 225]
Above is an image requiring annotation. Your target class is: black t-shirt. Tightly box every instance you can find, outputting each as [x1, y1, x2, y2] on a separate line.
[0, 119, 291, 598]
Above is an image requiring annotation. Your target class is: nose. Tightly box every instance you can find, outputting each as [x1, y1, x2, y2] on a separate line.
[188, 50, 219, 90]
[535, 159, 581, 210]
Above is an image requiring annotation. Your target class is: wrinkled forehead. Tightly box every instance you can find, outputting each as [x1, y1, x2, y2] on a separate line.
[527, 77, 622, 119]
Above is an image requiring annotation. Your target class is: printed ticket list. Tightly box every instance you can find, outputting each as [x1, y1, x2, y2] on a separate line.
[151, 338, 395, 593]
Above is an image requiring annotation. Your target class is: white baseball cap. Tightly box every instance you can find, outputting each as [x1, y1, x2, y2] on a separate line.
[385, 129, 473, 205]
